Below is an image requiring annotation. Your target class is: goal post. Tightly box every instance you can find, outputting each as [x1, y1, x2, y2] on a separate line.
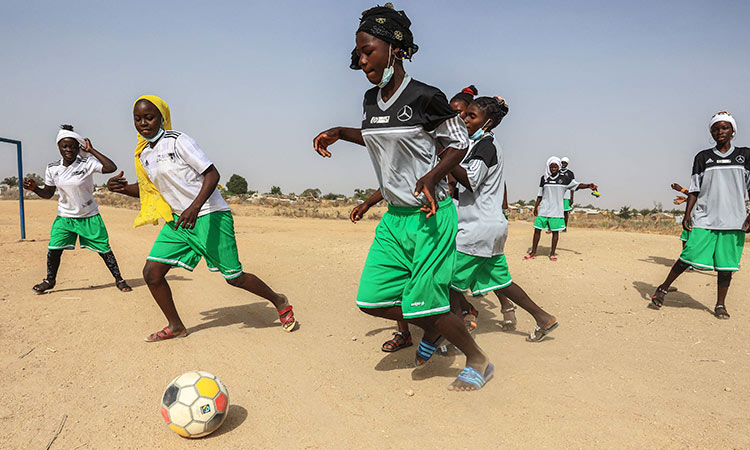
[0, 137, 26, 239]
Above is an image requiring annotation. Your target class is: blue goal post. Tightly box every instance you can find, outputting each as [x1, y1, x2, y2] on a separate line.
[0, 137, 26, 239]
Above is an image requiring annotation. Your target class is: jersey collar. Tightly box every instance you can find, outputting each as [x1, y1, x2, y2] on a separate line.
[712, 145, 735, 159]
[377, 73, 412, 111]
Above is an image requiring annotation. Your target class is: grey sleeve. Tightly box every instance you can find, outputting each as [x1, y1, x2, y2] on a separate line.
[429, 115, 470, 151]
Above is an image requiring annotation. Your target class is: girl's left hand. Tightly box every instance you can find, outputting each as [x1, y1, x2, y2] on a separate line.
[743, 215, 750, 233]
[414, 174, 438, 218]
[175, 205, 200, 230]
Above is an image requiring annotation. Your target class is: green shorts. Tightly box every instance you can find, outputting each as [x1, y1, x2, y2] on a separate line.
[451, 252, 512, 296]
[679, 229, 690, 242]
[563, 199, 572, 212]
[679, 228, 745, 271]
[49, 214, 111, 253]
[147, 211, 243, 279]
[356, 198, 457, 319]
[534, 216, 566, 231]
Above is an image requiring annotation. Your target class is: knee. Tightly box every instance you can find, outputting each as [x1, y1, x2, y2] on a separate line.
[225, 275, 243, 287]
[673, 260, 690, 273]
[142, 263, 165, 285]
[718, 271, 733, 287]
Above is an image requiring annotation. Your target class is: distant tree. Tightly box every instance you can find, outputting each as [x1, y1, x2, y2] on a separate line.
[225, 174, 248, 195]
[516, 200, 526, 206]
[25, 173, 43, 186]
[323, 192, 344, 200]
[529, 199, 537, 205]
[354, 188, 377, 201]
[618, 206, 633, 219]
[639, 209, 651, 216]
[269, 186, 282, 195]
[301, 188, 321, 198]
[2, 176, 18, 187]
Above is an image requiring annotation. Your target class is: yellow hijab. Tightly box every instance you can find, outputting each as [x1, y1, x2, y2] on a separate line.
[133, 95, 175, 227]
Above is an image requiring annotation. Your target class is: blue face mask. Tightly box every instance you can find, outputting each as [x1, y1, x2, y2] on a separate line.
[377, 44, 395, 88]
[470, 119, 491, 141]
[144, 128, 165, 143]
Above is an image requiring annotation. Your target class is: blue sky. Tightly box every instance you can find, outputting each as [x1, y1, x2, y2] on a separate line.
[3, 0, 750, 209]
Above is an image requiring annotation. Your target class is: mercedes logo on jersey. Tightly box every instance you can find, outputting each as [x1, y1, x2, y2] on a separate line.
[397, 105, 413, 122]
[736, 155, 745, 164]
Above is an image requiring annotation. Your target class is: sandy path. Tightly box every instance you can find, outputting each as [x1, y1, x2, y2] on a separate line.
[1, 200, 748, 449]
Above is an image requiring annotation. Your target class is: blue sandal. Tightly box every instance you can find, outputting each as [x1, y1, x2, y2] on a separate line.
[453, 363, 495, 390]
[414, 336, 444, 368]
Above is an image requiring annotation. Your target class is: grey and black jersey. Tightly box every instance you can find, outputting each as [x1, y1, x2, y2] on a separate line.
[361, 74, 470, 208]
[688, 146, 750, 230]
[537, 172, 579, 218]
[561, 168, 575, 200]
[456, 133, 507, 257]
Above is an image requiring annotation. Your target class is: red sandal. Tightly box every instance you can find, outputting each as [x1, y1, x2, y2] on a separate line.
[381, 331, 412, 352]
[144, 326, 188, 343]
[278, 305, 298, 332]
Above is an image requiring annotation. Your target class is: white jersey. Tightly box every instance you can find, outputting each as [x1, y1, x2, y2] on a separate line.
[561, 168, 575, 200]
[456, 133, 507, 257]
[139, 130, 229, 217]
[537, 172, 579, 218]
[44, 155, 103, 218]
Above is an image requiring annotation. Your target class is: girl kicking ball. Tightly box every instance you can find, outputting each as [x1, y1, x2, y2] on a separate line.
[107, 95, 297, 341]
[314, 3, 492, 391]
[651, 111, 750, 319]
[24, 125, 131, 294]
[525, 157, 597, 260]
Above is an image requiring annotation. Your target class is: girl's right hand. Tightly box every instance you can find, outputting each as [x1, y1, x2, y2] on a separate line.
[23, 178, 36, 191]
[670, 183, 683, 192]
[107, 171, 128, 193]
[350, 203, 370, 223]
[313, 128, 341, 158]
[682, 215, 692, 232]
[533, 207, 539, 217]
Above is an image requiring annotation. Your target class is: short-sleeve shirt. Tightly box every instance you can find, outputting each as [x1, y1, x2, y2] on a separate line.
[360, 74, 470, 208]
[44, 155, 103, 218]
[456, 133, 507, 257]
[139, 130, 230, 217]
[688, 146, 750, 230]
[537, 172, 579, 218]
[561, 168, 575, 200]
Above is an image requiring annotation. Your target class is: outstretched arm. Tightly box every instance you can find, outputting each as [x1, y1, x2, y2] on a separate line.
[575, 183, 598, 191]
[313, 127, 364, 157]
[83, 138, 117, 174]
[23, 178, 55, 199]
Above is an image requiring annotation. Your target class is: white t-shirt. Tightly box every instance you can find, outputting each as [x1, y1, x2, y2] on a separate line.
[44, 155, 103, 218]
[138, 130, 229, 217]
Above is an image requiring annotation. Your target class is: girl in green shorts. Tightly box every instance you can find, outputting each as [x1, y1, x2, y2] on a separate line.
[652, 111, 750, 319]
[525, 157, 597, 260]
[314, 3, 492, 391]
[107, 95, 297, 342]
[24, 125, 131, 294]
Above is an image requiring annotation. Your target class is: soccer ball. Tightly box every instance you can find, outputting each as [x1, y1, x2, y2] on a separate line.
[161, 371, 229, 438]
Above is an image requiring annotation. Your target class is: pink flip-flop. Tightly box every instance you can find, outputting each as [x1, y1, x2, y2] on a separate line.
[549, 255, 558, 261]
[523, 254, 536, 260]
[144, 326, 188, 343]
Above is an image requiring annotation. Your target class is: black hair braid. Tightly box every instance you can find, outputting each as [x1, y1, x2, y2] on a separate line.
[472, 96, 509, 131]
[450, 85, 478, 107]
[60, 124, 74, 131]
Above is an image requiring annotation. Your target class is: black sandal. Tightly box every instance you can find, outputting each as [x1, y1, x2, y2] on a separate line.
[116, 279, 132, 292]
[381, 331, 412, 353]
[714, 305, 730, 319]
[32, 279, 55, 294]
[651, 287, 668, 308]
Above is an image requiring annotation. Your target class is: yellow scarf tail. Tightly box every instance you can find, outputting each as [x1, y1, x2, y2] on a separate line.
[133, 95, 175, 227]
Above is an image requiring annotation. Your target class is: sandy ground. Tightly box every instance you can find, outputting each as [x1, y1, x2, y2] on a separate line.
[1, 200, 749, 449]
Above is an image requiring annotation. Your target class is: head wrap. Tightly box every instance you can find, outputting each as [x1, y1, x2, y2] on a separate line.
[546, 156, 562, 179]
[709, 111, 737, 138]
[561, 156, 570, 164]
[132, 95, 175, 227]
[56, 129, 86, 149]
[350, 2, 419, 70]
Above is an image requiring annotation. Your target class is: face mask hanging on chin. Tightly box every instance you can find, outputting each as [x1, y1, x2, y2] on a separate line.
[143, 128, 165, 143]
[378, 44, 395, 88]
[470, 119, 492, 141]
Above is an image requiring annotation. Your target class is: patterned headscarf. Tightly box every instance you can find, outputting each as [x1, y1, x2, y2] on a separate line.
[350, 2, 419, 70]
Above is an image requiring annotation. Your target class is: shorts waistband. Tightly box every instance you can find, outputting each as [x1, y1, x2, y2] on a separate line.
[387, 197, 454, 215]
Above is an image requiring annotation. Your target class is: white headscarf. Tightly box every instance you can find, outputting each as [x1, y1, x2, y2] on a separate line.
[561, 156, 570, 164]
[56, 129, 86, 149]
[709, 111, 737, 138]
[546, 156, 562, 178]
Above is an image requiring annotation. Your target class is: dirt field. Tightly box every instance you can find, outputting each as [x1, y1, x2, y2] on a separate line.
[1, 200, 748, 449]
